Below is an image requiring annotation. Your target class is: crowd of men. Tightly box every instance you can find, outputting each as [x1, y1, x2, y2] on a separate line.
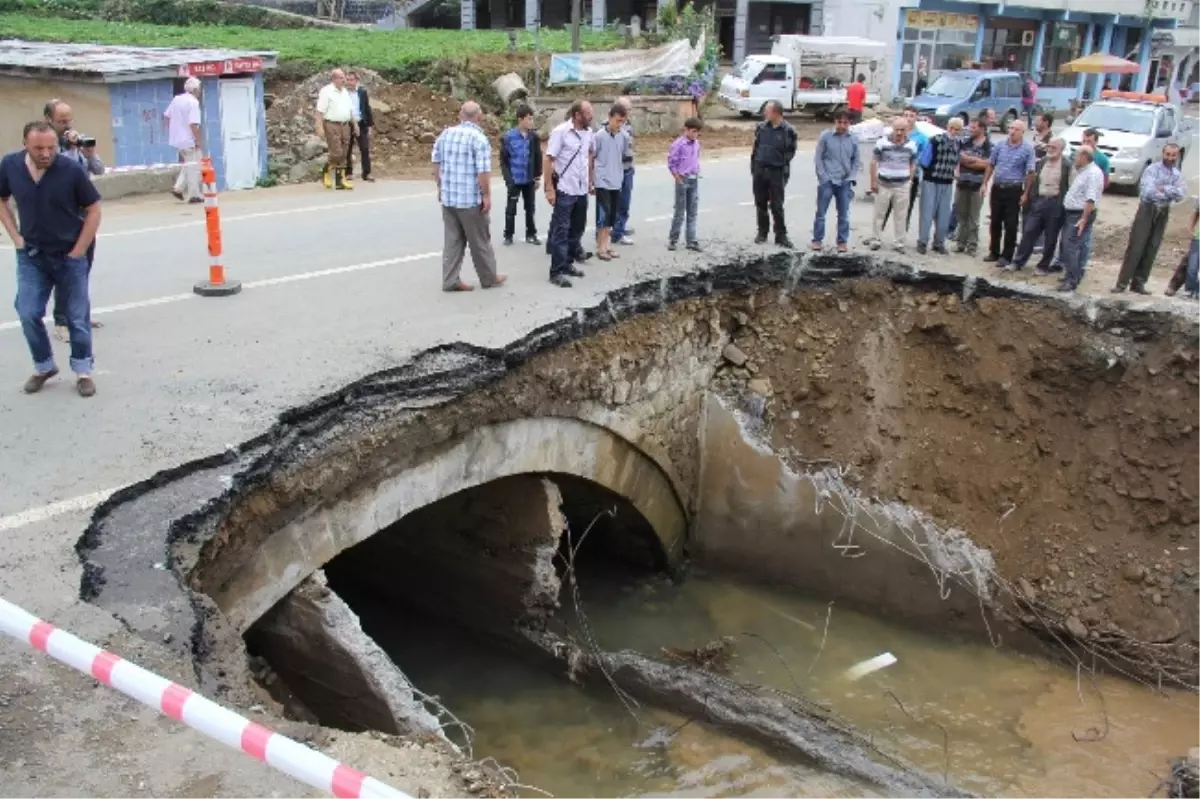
[810, 104, 1195, 296]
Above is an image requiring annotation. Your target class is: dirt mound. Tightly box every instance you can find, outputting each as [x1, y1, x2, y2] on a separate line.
[265, 69, 501, 183]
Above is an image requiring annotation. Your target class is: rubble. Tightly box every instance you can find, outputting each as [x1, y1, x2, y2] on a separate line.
[265, 68, 501, 183]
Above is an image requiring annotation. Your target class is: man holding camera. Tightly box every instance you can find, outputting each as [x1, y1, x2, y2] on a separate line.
[44, 99, 104, 338]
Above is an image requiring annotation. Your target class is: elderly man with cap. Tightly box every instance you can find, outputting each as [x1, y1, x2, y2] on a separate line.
[164, 77, 204, 204]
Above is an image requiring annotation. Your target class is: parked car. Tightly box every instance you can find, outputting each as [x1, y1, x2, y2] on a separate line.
[717, 35, 885, 117]
[909, 69, 1025, 131]
[1061, 92, 1186, 189]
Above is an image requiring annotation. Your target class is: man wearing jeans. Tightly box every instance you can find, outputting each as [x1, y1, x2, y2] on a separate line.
[612, 95, 636, 246]
[667, 117, 703, 251]
[810, 110, 859, 252]
[916, 117, 962, 254]
[1057, 146, 1104, 293]
[982, 119, 1036, 268]
[0, 121, 102, 397]
[165, 77, 203, 204]
[544, 100, 595, 288]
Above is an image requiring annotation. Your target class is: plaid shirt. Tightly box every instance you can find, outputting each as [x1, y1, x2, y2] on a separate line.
[432, 121, 491, 209]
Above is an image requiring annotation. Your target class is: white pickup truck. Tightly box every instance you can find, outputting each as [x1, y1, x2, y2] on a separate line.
[1061, 92, 1188, 188]
[717, 34, 886, 118]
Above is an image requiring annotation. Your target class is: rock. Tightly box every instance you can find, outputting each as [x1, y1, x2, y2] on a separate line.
[1046, 563, 1061, 578]
[1017, 578, 1037, 601]
[612, 380, 632, 405]
[1152, 592, 1163, 606]
[419, 131, 437, 144]
[1085, 545, 1097, 556]
[733, 311, 750, 328]
[1065, 616, 1089, 639]
[1122, 563, 1145, 582]
[368, 97, 392, 114]
[300, 134, 328, 159]
[722, 344, 748, 367]
[1079, 604, 1103, 625]
[747, 378, 772, 397]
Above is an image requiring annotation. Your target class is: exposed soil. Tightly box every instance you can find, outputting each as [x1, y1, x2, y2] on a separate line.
[709, 280, 1199, 683]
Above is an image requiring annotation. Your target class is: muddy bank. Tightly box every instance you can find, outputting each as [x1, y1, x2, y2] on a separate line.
[73, 252, 1198, 794]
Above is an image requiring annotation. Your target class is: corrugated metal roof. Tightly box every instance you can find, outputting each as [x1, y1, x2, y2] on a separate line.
[0, 39, 278, 83]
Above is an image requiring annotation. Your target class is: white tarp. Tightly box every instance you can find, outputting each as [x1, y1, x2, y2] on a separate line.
[548, 34, 705, 86]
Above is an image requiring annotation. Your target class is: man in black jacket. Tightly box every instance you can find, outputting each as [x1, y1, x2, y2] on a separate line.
[499, 104, 544, 245]
[751, 100, 797, 248]
[346, 71, 374, 182]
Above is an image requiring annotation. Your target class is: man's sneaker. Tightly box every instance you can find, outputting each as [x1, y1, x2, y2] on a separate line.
[503, 236, 514, 246]
[777, 238, 795, 249]
[686, 242, 701, 251]
[23, 368, 58, 394]
[1035, 266, 1052, 276]
[171, 189, 184, 201]
[955, 244, 967, 253]
[667, 241, 678, 251]
[916, 243, 928, 255]
[617, 237, 635, 245]
[810, 241, 823, 252]
[1111, 284, 1127, 293]
[550, 275, 573, 288]
[995, 257, 1010, 268]
[894, 243, 906, 253]
[932, 245, 948, 255]
[754, 233, 767, 244]
[526, 235, 542, 245]
[869, 240, 881, 251]
[1131, 286, 1151, 295]
[565, 266, 586, 278]
[624, 227, 636, 236]
[574, 251, 593, 263]
[983, 253, 999, 262]
[76, 376, 96, 398]
[187, 197, 203, 204]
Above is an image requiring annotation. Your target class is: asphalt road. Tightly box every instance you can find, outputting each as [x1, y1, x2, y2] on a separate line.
[0, 142, 1194, 795]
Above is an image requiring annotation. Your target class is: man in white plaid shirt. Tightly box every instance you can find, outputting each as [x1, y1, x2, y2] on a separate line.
[432, 101, 506, 291]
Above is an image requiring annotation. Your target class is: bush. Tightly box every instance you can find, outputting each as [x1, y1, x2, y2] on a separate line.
[625, 1, 719, 98]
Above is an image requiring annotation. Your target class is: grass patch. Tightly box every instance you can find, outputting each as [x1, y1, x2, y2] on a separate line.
[0, 13, 624, 73]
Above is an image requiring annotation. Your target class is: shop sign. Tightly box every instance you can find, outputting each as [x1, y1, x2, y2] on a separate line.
[904, 10, 979, 32]
[177, 57, 265, 77]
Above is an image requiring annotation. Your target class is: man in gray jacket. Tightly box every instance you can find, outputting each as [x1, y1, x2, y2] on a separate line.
[810, 110, 859, 252]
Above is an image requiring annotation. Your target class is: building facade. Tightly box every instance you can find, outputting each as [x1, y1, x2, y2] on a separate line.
[0, 41, 276, 191]
[818, 0, 1192, 107]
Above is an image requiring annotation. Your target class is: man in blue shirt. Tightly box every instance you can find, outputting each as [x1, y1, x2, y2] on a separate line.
[499, 104, 543, 246]
[0, 121, 102, 397]
[811, 110, 859, 252]
[1114, 142, 1186, 294]
[982, 118, 1036, 267]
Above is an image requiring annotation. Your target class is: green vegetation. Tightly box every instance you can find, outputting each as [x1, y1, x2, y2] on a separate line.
[0, 11, 624, 74]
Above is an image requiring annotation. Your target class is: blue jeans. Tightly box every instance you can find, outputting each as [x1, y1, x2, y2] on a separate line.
[16, 248, 93, 375]
[613, 168, 634, 242]
[1187, 238, 1199, 295]
[1060, 211, 1094, 290]
[548, 192, 587, 277]
[53, 239, 95, 326]
[669, 176, 699, 245]
[813, 181, 853, 245]
[917, 181, 954, 248]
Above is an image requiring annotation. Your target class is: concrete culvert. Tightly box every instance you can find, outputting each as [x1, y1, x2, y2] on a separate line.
[75, 253, 1198, 798]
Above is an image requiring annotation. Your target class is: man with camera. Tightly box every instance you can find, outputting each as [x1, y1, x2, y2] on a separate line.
[44, 100, 104, 339]
[44, 100, 105, 177]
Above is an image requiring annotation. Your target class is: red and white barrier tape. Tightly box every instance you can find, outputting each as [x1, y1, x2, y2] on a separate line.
[0, 597, 408, 799]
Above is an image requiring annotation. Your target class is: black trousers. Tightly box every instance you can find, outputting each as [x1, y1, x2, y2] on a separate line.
[346, 127, 371, 178]
[1014, 195, 1063, 270]
[752, 165, 787, 239]
[988, 183, 1024, 260]
[881, 172, 920, 231]
[504, 182, 537, 240]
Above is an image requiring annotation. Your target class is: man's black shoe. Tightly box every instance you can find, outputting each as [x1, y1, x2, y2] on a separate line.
[574, 251, 594, 263]
[550, 275, 573, 288]
[754, 233, 767, 244]
[776, 238, 794, 249]
[565, 266, 586, 278]
[503, 237, 513, 246]
[526, 235, 541, 245]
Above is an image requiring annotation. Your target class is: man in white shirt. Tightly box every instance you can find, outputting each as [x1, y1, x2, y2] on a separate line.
[1057, 145, 1105, 293]
[164, 77, 203, 203]
[315, 68, 357, 190]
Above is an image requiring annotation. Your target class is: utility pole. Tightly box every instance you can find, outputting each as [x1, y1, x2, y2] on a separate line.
[570, 0, 581, 51]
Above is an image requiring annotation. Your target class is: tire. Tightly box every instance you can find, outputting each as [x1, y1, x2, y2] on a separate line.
[999, 108, 1018, 133]
[739, 110, 753, 118]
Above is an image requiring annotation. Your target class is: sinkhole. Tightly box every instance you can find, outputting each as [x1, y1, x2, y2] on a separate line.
[75, 254, 1200, 798]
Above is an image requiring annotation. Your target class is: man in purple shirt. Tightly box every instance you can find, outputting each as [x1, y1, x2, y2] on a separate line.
[543, 100, 595, 288]
[667, 117, 703, 251]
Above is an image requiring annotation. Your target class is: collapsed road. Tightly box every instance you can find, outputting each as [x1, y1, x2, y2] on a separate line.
[73, 252, 1198, 797]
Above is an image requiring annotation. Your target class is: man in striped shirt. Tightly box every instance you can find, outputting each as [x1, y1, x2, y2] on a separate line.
[868, 120, 918, 252]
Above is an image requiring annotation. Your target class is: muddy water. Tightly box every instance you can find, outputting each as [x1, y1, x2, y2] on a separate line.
[357, 571, 1197, 798]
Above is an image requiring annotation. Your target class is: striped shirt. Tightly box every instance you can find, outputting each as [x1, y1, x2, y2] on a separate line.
[874, 138, 917, 182]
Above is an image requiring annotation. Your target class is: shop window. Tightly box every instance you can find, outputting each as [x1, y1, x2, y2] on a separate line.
[1040, 22, 1086, 88]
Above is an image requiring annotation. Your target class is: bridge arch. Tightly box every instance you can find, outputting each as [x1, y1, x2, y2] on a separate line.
[214, 416, 688, 631]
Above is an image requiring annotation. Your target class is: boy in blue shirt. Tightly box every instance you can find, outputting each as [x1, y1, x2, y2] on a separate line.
[499, 104, 543, 246]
